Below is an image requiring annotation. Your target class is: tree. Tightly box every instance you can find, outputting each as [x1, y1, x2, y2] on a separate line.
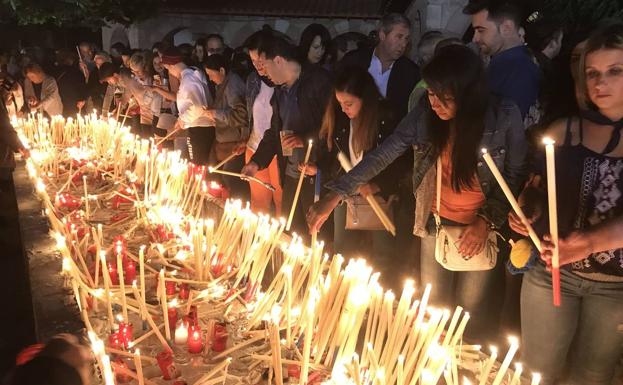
[0, 0, 163, 28]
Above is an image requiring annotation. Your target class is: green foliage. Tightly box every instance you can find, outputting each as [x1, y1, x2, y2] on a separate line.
[1, 0, 163, 28]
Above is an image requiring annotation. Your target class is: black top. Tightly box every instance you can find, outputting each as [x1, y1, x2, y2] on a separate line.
[542, 117, 623, 281]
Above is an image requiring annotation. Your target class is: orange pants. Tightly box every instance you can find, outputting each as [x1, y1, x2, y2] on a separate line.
[245, 148, 283, 216]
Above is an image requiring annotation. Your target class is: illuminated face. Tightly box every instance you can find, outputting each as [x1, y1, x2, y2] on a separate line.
[94, 55, 107, 69]
[335, 91, 362, 120]
[427, 89, 457, 120]
[79, 44, 93, 61]
[205, 68, 226, 85]
[307, 36, 325, 64]
[152, 55, 164, 74]
[471, 9, 504, 56]
[378, 24, 410, 61]
[26, 71, 44, 84]
[259, 53, 286, 85]
[249, 49, 267, 76]
[195, 45, 205, 62]
[585, 48, 623, 112]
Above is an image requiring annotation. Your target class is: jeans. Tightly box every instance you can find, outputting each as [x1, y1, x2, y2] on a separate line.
[419, 217, 501, 341]
[521, 263, 623, 385]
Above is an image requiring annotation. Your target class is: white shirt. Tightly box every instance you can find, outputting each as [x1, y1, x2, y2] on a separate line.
[348, 120, 363, 167]
[367, 50, 393, 98]
[177, 68, 214, 128]
[247, 80, 274, 152]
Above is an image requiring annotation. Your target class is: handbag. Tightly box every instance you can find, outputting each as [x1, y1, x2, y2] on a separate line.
[345, 195, 395, 231]
[433, 159, 498, 271]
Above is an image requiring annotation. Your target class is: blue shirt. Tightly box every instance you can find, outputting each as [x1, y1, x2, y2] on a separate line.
[487, 45, 541, 118]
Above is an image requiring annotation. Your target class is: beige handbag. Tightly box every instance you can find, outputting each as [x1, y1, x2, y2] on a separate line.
[434, 159, 498, 271]
[345, 195, 395, 231]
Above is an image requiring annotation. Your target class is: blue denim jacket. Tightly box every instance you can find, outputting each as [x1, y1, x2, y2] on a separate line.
[326, 96, 529, 231]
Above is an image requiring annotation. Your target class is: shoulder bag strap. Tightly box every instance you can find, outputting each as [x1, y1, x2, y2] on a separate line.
[434, 157, 442, 228]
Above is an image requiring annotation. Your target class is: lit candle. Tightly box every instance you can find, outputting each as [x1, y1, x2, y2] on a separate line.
[134, 349, 144, 385]
[174, 321, 188, 346]
[100, 252, 114, 331]
[543, 137, 561, 307]
[82, 175, 89, 219]
[187, 327, 203, 354]
[531, 373, 542, 385]
[478, 346, 497, 385]
[160, 270, 171, 341]
[509, 363, 523, 385]
[139, 246, 146, 322]
[481, 148, 541, 251]
[491, 337, 519, 385]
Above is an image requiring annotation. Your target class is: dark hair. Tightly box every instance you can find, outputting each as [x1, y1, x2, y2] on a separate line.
[320, 66, 382, 154]
[298, 23, 332, 64]
[204, 53, 230, 73]
[434, 37, 464, 54]
[417, 30, 445, 50]
[379, 13, 411, 34]
[258, 35, 299, 62]
[98, 61, 119, 80]
[524, 10, 563, 53]
[23, 62, 44, 75]
[422, 45, 489, 191]
[463, 0, 524, 28]
[206, 34, 225, 45]
[111, 42, 128, 53]
[244, 29, 275, 52]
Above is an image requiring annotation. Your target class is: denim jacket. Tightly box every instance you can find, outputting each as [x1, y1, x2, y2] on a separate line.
[326, 96, 529, 235]
[245, 71, 262, 133]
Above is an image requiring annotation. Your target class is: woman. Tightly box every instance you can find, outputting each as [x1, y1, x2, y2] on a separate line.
[298, 24, 331, 66]
[202, 53, 249, 199]
[316, 66, 405, 277]
[307, 45, 528, 339]
[510, 22, 623, 385]
[23, 63, 63, 117]
[128, 51, 163, 138]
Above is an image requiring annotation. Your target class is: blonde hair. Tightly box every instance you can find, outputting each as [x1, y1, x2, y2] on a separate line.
[578, 22, 623, 110]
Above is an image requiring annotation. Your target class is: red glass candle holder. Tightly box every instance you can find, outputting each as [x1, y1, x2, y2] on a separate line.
[211, 323, 228, 352]
[124, 259, 137, 284]
[118, 322, 133, 349]
[108, 331, 123, 350]
[178, 283, 190, 300]
[187, 326, 203, 354]
[156, 350, 179, 380]
[107, 261, 119, 285]
[165, 280, 177, 297]
[167, 307, 178, 335]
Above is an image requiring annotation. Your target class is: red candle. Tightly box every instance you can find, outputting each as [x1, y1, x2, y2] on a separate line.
[178, 283, 190, 300]
[287, 364, 300, 379]
[118, 322, 133, 349]
[108, 261, 119, 285]
[114, 357, 132, 383]
[108, 331, 123, 350]
[156, 350, 180, 380]
[124, 259, 137, 284]
[187, 327, 203, 354]
[167, 307, 178, 336]
[165, 280, 177, 297]
[211, 323, 228, 352]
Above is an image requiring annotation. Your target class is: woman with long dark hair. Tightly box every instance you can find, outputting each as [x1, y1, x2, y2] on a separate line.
[307, 45, 528, 339]
[298, 23, 331, 66]
[315, 66, 405, 275]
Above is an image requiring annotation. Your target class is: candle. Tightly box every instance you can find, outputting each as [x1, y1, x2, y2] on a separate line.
[174, 321, 188, 346]
[510, 363, 523, 385]
[156, 350, 179, 380]
[531, 373, 542, 385]
[300, 291, 317, 385]
[160, 270, 171, 341]
[134, 349, 144, 385]
[117, 253, 128, 320]
[211, 323, 228, 352]
[481, 149, 541, 251]
[107, 260, 119, 285]
[178, 283, 190, 300]
[124, 259, 137, 284]
[286, 139, 313, 231]
[478, 346, 497, 385]
[83, 175, 89, 219]
[100, 252, 114, 331]
[543, 137, 561, 307]
[139, 246, 146, 322]
[187, 327, 203, 354]
[491, 337, 519, 385]
[168, 304, 178, 338]
[165, 280, 177, 297]
[118, 322, 133, 349]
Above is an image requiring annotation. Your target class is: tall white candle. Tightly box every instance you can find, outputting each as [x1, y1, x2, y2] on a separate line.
[491, 337, 519, 385]
[543, 137, 561, 307]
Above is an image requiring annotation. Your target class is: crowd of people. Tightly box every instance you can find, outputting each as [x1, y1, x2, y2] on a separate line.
[1, 0, 623, 384]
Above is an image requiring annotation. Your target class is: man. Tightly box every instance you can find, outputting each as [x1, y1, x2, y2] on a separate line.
[242, 29, 283, 216]
[206, 34, 230, 57]
[23, 63, 63, 117]
[160, 47, 214, 165]
[241, 35, 332, 235]
[340, 13, 420, 119]
[464, 0, 541, 119]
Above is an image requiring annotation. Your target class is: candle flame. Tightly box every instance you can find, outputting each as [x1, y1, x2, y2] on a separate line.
[481, 148, 488, 154]
[542, 137, 555, 145]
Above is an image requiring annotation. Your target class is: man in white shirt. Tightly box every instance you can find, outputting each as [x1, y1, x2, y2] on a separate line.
[161, 48, 215, 165]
